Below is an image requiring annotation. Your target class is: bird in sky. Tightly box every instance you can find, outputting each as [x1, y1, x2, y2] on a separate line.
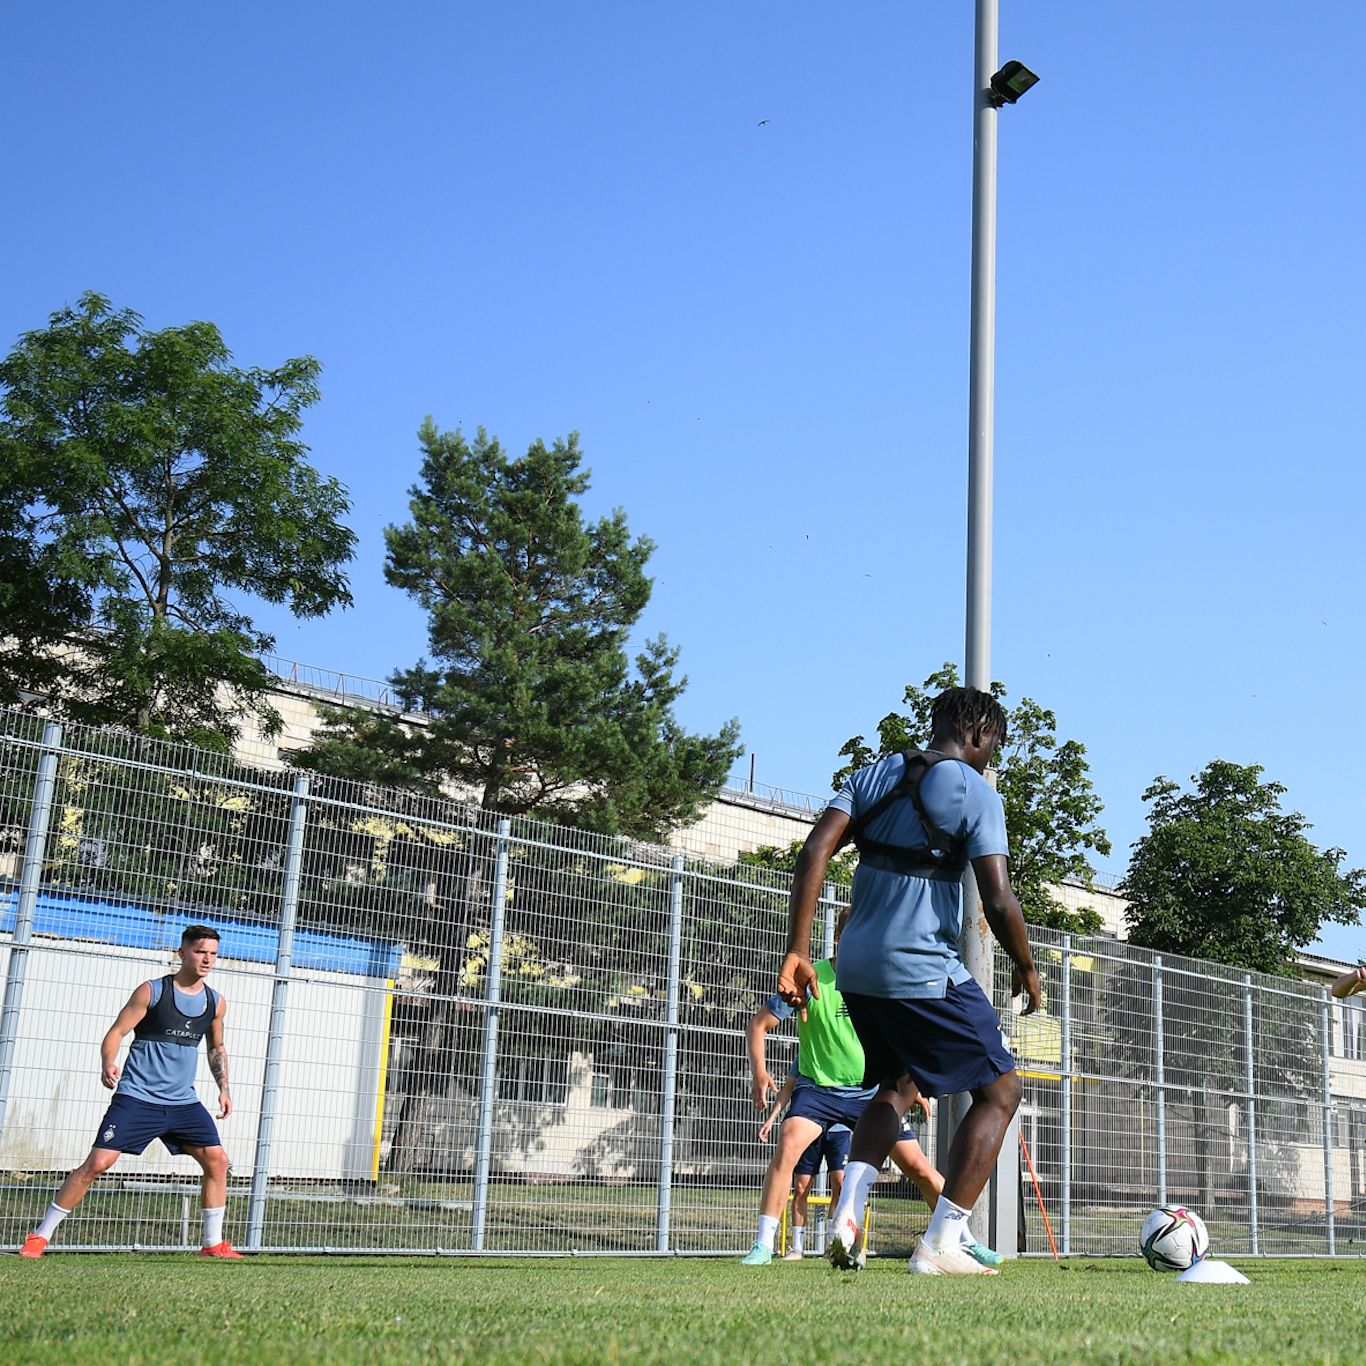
[757, 119, 770, 126]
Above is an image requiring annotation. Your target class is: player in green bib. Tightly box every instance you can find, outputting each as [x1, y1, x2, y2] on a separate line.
[743, 933, 997, 1265]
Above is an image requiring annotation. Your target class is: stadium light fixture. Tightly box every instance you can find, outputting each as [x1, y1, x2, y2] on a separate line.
[986, 59, 1040, 108]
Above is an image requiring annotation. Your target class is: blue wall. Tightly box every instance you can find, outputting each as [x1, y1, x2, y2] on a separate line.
[0, 888, 403, 980]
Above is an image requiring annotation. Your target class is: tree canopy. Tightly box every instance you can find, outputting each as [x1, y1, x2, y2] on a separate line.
[296, 418, 741, 841]
[0, 293, 355, 748]
[1121, 759, 1366, 973]
[830, 663, 1111, 934]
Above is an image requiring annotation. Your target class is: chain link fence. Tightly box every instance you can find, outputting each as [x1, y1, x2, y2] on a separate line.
[0, 709, 1360, 1257]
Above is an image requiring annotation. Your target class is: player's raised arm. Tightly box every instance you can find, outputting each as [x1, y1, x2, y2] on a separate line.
[208, 994, 231, 1119]
[100, 982, 152, 1089]
[972, 852, 1040, 1016]
[778, 806, 850, 1015]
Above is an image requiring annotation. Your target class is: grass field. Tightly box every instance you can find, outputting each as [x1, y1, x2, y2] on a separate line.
[1, 1253, 1361, 1364]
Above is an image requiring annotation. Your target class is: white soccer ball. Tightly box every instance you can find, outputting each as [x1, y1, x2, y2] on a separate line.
[1140, 1205, 1210, 1271]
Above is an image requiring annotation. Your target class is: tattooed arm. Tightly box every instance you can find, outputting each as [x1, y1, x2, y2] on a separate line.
[208, 995, 231, 1119]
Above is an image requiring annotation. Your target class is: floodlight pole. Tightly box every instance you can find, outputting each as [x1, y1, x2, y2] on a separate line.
[958, 0, 1020, 1260]
[965, 0, 999, 696]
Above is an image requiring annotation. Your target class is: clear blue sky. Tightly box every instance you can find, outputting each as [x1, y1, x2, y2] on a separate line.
[4, 3, 1364, 960]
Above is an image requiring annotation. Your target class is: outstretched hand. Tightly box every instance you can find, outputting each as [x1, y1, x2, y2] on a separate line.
[776, 953, 818, 1020]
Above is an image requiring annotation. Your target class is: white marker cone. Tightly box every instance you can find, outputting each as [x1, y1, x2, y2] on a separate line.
[1176, 1258, 1250, 1284]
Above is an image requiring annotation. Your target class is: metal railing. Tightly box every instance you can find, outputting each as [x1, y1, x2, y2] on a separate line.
[0, 707, 1356, 1258]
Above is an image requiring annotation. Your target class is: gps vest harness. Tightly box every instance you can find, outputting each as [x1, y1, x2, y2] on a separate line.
[133, 975, 217, 1049]
[848, 749, 969, 882]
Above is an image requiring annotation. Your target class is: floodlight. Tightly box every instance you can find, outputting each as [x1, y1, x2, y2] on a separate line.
[986, 60, 1040, 108]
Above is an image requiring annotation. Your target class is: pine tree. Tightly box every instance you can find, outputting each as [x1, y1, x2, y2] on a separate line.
[298, 419, 740, 840]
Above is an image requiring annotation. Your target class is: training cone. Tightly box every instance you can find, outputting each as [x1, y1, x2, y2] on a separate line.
[1176, 1258, 1250, 1284]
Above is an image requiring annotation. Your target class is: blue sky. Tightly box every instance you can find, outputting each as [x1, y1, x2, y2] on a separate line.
[4, 3, 1364, 959]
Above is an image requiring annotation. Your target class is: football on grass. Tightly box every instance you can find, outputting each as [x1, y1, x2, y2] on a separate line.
[1140, 1205, 1210, 1271]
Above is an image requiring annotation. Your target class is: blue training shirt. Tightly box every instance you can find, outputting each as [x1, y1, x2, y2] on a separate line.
[118, 980, 214, 1104]
[830, 753, 1008, 999]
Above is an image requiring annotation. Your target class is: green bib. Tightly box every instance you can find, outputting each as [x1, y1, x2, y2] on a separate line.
[797, 958, 866, 1088]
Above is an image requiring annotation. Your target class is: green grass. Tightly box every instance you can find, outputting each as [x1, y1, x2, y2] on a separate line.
[2, 1254, 1363, 1364]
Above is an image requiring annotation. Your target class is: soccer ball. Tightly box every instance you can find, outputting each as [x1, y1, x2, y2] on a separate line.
[1140, 1205, 1210, 1271]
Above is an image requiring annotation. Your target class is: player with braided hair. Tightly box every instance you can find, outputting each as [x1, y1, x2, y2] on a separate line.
[776, 685, 1040, 1276]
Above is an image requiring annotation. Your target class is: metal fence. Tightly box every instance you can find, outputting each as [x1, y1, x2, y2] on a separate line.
[0, 708, 1361, 1258]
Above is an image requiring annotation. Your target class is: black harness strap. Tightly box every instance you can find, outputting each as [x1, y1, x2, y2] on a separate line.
[849, 750, 968, 880]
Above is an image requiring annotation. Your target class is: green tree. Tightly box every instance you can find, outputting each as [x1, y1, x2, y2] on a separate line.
[0, 293, 355, 748]
[1121, 759, 1366, 973]
[296, 419, 741, 841]
[830, 663, 1111, 934]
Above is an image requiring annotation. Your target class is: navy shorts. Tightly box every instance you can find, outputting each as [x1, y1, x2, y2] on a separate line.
[793, 1124, 851, 1178]
[785, 1084, 872, 1133]
[844, 978, 1016, 1099]
[898, 1109, 926, 1143]
[94, 1094, 222, 1156]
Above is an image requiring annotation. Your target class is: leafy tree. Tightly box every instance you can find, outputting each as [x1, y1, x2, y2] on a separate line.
[0, 293, 355, 748]
[296, 418, 741, 841]
[830, 663, 1111, 934]
[738, 839, 857, 888]
[1122, 759, 1366, 974]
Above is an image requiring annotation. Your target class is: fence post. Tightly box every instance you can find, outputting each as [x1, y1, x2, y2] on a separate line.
[1321, 989, 1335, 1256]
[1243, 974, 1258, 1255]
[812, 883, 839, 1229]
[0, 720, 62, 1145]
[246, 774, 309, 1249]
[655, 855, 685, 1253]
[1060, 943, 1072, 1255]
[1153, 956, 1167, 1206]
[471, 819, 511, 1252]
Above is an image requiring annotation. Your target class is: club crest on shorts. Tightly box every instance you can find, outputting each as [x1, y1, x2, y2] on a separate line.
[103, 1125, 115, 1142]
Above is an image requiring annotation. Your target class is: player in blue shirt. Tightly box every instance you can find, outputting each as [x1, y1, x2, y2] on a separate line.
[18, 925, 240, 1259]
[776, 687, 1041, 1276]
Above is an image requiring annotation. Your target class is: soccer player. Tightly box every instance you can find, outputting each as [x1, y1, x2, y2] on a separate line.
[741, 939, 874, 1265]
[18, 925, 241, 1260]
[777, 686, 1041, 1276]
[757, 1075, 850, 1259]
[744, 918, 1001, 1267]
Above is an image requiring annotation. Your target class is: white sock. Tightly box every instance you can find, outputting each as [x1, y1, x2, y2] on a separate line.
[756, 1214, 779, 1251]
[792, 1226, 806, 1253]
[202, 1206, 226, 1248]
[35, 1202, 72, 1241]
[925, 1194, 972, 1251]
[831, 1160, 879, 1230]
[959, 1220, 978, 1248]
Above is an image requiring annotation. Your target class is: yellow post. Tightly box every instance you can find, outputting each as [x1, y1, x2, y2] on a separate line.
[370, 979, 396, 1182]
[778, 1194, 872, 1257]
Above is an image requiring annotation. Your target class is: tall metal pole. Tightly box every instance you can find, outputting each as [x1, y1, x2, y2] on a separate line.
[246, 774, 310, 1249]
[0, 721, 62, 1144]
[1153, 956, 1168, 1205]
[655, 855, 685, 1253]
[965, 0, 999, 696]
[471, 819, 511, 1252]
[958, 0, 1018, 1259]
